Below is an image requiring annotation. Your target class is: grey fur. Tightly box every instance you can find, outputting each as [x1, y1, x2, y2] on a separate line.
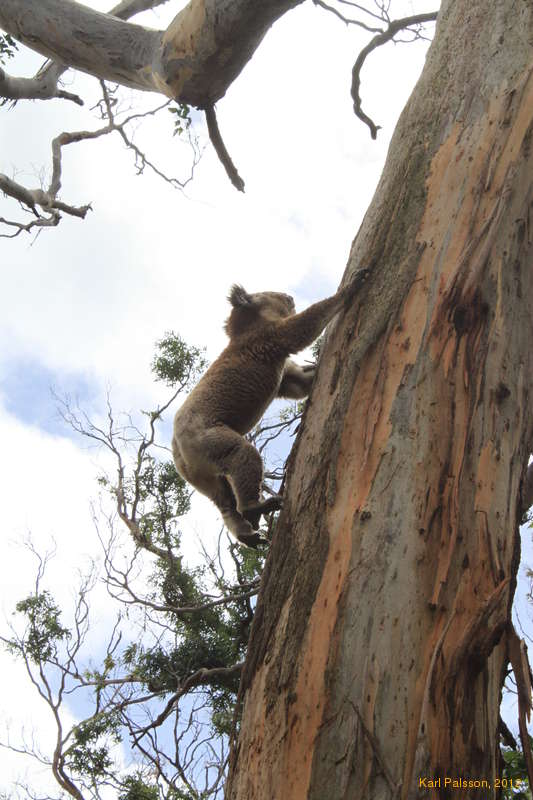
[172, 271, 369, 547]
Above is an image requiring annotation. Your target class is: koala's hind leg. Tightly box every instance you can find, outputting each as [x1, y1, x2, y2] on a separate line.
[211, 476, 266, 548]
[177, 457, 263, 547]
[203, 426, 277, 530]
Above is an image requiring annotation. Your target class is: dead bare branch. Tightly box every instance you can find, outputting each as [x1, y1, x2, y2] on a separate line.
[312, 0, 383, 32]
[0, 62, 83, 104]
[508, 625, 533, 792]
[0, 0, 202, 237]
[204, 104, 245, 193]
[0, 209, 60, 239]
[351, 12, 438, 138]
[336, 0, 390, 24]
[0, 78, 199, 237]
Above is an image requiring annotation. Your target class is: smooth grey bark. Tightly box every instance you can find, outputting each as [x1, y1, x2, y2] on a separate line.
[0, 0, 167, 102]
[0, 62, 82, 103]
[0, 0, 304, 105]
[0, 0, 162, 92]
[110, 0, 172, 19]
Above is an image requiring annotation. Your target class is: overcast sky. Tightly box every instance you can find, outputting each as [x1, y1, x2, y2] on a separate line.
[2, 0, 528, 794]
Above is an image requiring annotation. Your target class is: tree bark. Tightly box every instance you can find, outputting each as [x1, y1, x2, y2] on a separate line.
[0, 0, 303, 104]
[226, 1, 533, 798]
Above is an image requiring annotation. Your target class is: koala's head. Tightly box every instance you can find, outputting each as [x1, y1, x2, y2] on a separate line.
[224, 285, 295, 337]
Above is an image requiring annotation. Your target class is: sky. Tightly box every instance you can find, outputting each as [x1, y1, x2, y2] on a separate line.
[2, 0, 529, 794]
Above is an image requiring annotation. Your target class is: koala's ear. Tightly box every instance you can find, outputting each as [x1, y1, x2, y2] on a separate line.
[228, 284, 253, 308]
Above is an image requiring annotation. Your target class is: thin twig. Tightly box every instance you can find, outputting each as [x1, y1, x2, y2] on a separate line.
[312, 0, 382, 32]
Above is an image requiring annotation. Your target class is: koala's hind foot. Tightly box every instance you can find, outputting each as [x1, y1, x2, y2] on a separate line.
[222, 509, 268, 548]
[242, 495, 283, 530]
[238, 530, 268, 549]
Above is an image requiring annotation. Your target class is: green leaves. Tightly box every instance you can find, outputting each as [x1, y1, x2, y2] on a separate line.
[3, 329, 275, 798]
[151, 331, 207, 387]
[0, 32, 17, 65]
[501, 744, 532, 798]
[169, 102, 192, 137]
[10, 590, 70, 662]
[119, 777, 200, 800]
[119, 776, 159, 800]
[66, 712, 121, 778]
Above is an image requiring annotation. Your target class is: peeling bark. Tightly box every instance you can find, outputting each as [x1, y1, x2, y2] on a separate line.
[226, 1, 533, 798]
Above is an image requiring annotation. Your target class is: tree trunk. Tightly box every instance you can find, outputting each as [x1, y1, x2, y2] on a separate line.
[0, 0, 303, 104]
[226, 1, 533, 798]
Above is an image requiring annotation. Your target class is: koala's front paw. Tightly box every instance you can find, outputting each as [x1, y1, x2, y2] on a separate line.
[349, 266, 371, 291]
[354, 266, 371, 284]
[342, 266, 371, 307]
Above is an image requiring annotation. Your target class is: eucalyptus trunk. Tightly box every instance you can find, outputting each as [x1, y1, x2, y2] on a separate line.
[226, 1, 533, 798]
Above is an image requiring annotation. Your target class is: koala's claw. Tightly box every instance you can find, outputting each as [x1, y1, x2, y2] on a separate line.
[350, 266, 371, 290]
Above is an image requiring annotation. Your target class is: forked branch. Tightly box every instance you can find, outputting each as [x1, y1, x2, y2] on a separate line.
[0, 80, 199, 238]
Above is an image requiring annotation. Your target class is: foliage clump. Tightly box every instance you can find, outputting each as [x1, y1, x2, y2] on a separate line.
[11, 591, 70, 662]
[151, 331, 207, 387]
[2, 332, 284, 799]
[0, 32, 17, 64]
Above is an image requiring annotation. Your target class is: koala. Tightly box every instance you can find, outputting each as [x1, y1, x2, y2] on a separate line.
[172, 269, 369, 547]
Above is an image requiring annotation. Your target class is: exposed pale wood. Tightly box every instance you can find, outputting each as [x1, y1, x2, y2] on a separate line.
[226, 1, 533, 797]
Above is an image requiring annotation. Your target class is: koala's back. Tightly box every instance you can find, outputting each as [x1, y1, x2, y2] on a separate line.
[174, 326, 287, 436]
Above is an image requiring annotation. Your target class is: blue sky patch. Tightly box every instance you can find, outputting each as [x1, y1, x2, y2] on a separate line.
[1, 358, 98, 439]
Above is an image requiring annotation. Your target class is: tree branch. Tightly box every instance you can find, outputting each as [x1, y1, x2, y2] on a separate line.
[109, 0, 172, 20]
[0, 0, 306, 106]
[0, 79, 201, 236]
[351, 12, 438, 138]
[312, 0, 383, 33]
[0, 0, 170, 106]
[204, 104, 245, 193]
[508, 626, 533, 793]
[133, 663, 244, 742]
[522, 462, 533, 517]
[0, 62, 83, 104]
[0, 0, 162, 93]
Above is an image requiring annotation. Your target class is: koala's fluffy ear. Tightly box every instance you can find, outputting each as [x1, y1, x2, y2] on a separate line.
[229, 285, 253, 308]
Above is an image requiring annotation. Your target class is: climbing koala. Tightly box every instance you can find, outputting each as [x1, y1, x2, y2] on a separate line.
[172, 269, 369, 547]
